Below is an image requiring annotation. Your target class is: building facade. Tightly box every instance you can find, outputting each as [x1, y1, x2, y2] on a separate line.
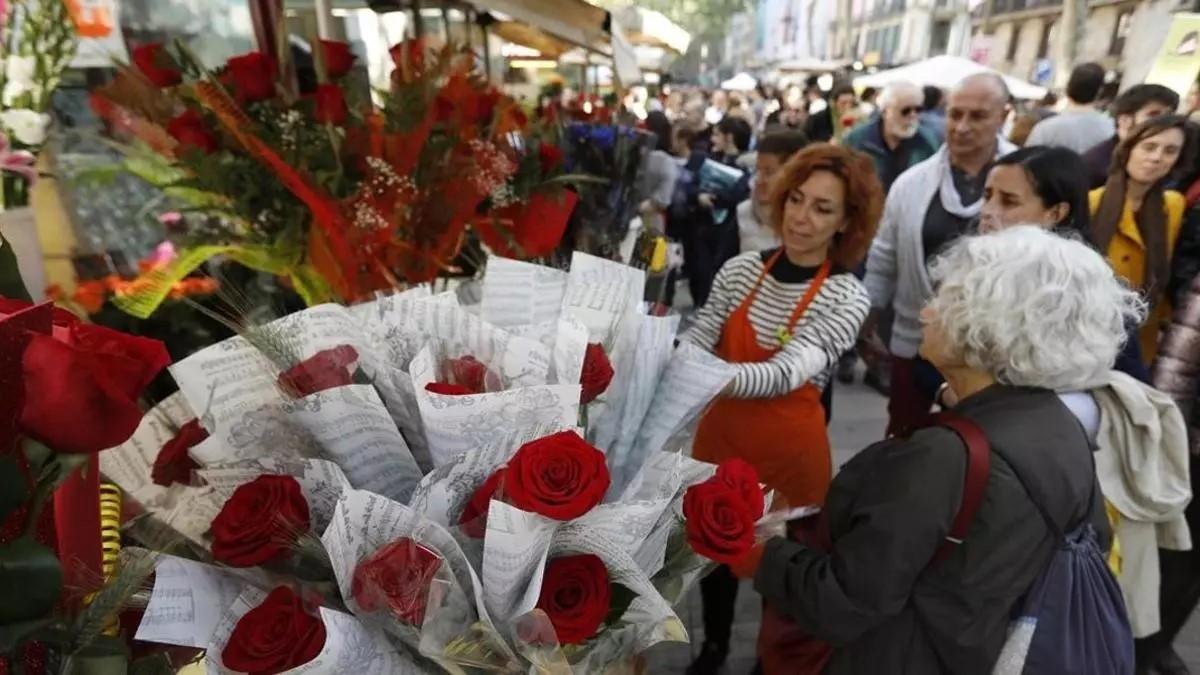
[969, 0, 1138, 87]
[832, 0, 973, 65]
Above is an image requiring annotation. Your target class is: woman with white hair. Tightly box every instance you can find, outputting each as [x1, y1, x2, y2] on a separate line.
[737, 226, 1140, 674]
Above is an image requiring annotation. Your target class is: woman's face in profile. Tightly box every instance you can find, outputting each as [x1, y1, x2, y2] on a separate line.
[979, 165, 1065, 234]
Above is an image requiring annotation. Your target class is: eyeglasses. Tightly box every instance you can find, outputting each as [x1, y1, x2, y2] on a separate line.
[898, 106, 921, 116]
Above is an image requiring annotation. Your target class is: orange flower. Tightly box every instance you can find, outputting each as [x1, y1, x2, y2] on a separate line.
[72, 280, 111, 314]
[168, 277, 219, 299]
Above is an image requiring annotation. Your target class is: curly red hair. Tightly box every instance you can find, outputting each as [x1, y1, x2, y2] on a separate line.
[768, 144, 884, 269]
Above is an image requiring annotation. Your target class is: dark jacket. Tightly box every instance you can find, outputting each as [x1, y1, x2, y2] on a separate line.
[1171, 206, 1200, 307]
[1083, 135, 1117, 190]
[843, 118, 941, 194]
[806, 108, 836, 143]
[755, 386, 1110, 675]
[1154, 271, 1200, 453]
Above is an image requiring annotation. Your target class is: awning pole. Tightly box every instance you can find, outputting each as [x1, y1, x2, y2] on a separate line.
[314, 0, 333, 39]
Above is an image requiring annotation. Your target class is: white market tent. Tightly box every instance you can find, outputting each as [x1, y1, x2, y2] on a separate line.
[721, 72, 758, 91]
[853, 55, 1047, 100]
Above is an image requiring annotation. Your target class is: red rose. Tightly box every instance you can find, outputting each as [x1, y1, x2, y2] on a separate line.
[458, 468, 505, 538]
[167, 109, 218, 154]
[225, 52, 276, 103]
[278, 345, 359, 397]
[538, 144, 564, 174]
[350, 538, 442, 625]
[477, 190, 578, 259]
[210, 475, 310, 567]
[505, 431, 609, 521]
[151, 418, 207, 486]
[389, 39, 426, 77]
[131, 43, 181, 88]
[222, 586, 326, 675]
[13, 307, 170, 454]
[446, 355, 489, 393]
[319, 40, 355, 78]
[580, 343, 614, 405]
[425, 381, 474, 396]
[683, 478, 756, 565]
[715, 458, 765, 519]
[312, 84, 348, 126]
[535, 554, 611, 645]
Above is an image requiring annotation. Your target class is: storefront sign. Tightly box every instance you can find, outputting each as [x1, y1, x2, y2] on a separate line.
[1144, 13, 1200, 100]
[66, 0, 128, 68]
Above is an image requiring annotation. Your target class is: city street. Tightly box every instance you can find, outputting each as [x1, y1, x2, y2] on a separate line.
[644, 373, 1200, 674]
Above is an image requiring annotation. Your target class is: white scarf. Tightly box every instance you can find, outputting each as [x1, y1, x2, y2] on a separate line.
[936, 136, 1018, 219]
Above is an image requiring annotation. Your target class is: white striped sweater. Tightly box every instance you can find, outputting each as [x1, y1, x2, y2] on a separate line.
[681, 250, 871, 399]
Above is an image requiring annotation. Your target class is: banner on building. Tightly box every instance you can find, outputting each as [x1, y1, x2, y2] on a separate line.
[67, 0, 128, 68]
[1144, 13, 1200, 99]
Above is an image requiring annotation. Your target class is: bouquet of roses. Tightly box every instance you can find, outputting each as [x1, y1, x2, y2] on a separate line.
[93, 250, 765, 672]
[90, 32, 580, 317]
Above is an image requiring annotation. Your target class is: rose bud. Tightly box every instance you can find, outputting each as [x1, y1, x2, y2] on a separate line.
[151, 418, 208, 486]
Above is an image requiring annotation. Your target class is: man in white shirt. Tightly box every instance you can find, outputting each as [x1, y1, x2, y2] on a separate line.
[1025, 62, 1115, 154]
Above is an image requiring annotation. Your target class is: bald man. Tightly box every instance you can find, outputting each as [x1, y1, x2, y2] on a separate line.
[863, 73, 1016, 435]
[845, 81, 943, 194]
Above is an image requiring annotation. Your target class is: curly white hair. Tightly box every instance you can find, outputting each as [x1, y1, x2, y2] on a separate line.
[926, 226, 1146, 390]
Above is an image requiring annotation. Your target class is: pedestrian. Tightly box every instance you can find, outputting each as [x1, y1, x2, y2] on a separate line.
[1090, 114, 1193, 362]
[920, 84, 946, 140]
[1025, 62, 1114, 154]
[683, 116, 753, 307]
[637, 110, 679, 237]
[1082, 84, 1180, 189]
[863, 73, 1016, 436]
[737, 130, 810, 253]
[805, 83, 857, 143]
[681, 143, 883, 675]
[844, 80, 942, 195]
[1146, 275, 1200, 675]
[739, 226, 1137, 675]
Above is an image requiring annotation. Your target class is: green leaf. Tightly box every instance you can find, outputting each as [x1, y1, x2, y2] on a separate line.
[21, 439, 53, 480]
[36, 452, 90, 491]
[0, 538, 63, 624]
[604, 582, 637, 626]
[0, 456, 28, 522]
[0, 235, 30, 302]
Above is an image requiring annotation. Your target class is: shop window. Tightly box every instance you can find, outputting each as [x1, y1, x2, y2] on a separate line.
[1006, 22, 1022, 61]
[1110, 10, 1132, 56]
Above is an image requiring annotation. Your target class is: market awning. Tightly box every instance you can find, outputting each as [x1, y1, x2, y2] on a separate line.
[467, 0, 609, 52]
[611, 6, 690, 54]
[853, 55, 1047, 100]
[490, 20, 573, 58]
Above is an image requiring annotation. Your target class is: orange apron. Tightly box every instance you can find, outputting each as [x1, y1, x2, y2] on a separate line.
[693, 252, 833, 508]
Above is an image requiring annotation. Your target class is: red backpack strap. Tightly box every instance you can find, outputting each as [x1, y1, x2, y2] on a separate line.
[929, 412, 991, 562]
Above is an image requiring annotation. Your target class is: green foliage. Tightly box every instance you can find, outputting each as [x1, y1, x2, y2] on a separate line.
[604, 582, 638, 626]
[0, 537, 62, 624]
[0, 456, 29, 522]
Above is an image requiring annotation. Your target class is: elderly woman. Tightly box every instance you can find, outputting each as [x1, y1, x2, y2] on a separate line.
[743, 227, 1140, 674]
[681, 143, 883, 675]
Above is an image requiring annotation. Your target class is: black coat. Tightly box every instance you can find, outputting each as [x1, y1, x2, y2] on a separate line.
[755, 385, 1110, 674]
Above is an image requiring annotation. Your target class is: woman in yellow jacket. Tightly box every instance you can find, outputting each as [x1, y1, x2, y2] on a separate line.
[1091, 114, 1193, 361]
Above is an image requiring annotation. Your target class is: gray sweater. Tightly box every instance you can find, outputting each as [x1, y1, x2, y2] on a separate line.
[864, 141, 1015, 358]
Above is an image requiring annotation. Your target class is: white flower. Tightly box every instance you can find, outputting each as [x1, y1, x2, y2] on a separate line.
[2, 109, 50, 146]
[2, 55, 35, 106]
[6, 55, 35, 88]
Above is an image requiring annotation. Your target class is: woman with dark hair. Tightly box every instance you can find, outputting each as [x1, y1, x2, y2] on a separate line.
[1091, 114, 1194, 362]
[681, 144, 883, 675]
[638, 110, 679, 236]
[979, 145, 1091, 239]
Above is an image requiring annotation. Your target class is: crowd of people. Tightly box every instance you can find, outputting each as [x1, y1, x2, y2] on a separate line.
[640, 63, 1200, 675]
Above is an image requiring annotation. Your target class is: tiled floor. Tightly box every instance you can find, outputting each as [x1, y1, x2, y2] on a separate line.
[643, 373, 1200, 674]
